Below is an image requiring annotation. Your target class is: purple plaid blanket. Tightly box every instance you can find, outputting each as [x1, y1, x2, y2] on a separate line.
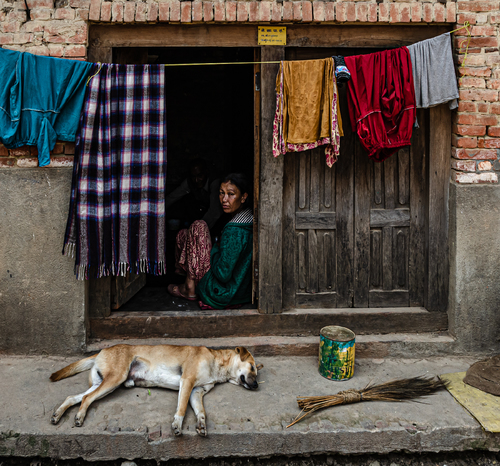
[63, 63, 167, 279]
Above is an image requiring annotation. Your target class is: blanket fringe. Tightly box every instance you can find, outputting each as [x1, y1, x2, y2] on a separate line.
[74, 260, 167, 280]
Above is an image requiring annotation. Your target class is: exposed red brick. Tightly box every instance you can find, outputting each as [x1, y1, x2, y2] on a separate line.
[25, 45, 49, 55]
[478, 102, 490, 112]
[451, 159, 476, 171]
[458, 66, 492, 77]
[170, 1, 181, 21]
[491, 13, 500, 23]
[124, 2, 135, 22]
[49, 156, 74, 168]
[488, 126, 500, 138]
[236, 1, 248, 22]
[10, 147, 31, 157]
[192, 2, 202, 21]
[65, 44, 86, 57]
[458, 54, 486, 66]
[0, 145, 9, 156]
[54, 8, 75, 20]
[48, 44, 64, 57]
[248, 1, 258, 22]
[457, 1, 500, 12]
[27, 0, 53, 7]
[455, 37, 499, 49]
[0, 158, 15, 168]
[17, 157, 39, 168]
[64, 142, 75, 155]
[458, 101, 477, 112]
[293, 1, 302, 21]
[259, 1, 271, 22]
[51, 142, 64, 155]
[483, 138, 500, 148]
[400, 3, 410, 23]
[112, 2, 124, 22]
[100, 2, 111, 22]
[433, 3, 445, 22]
[457, 114, 497, 125]
[423, 3, 433, 22]
[135, 2, 147, 22]
[453, 171, 498, 184]
[455, 125, 487, 136]
[313, 1, 324, 22]
[0, 35, 14, 45]
[471, 25, 497, 36]
[147, 3, 158, 22]
[181, 1, 191, 22]
[487, 79, 500, 89]
[271, 2, 282, 22]
[226, 1, 236, 21]
[324, 1, 334, 21]
[457, 13, 477, 25]
[302, 1, 312, 22]
[454, 136, 478, 148]
[76, 8, 89, 20]
[446, 2, 456, 23]
[30, 146, 37, 157]
[27, 9, 51, 20]
[460, 89, 499, 102]
[389, 3, 398, 23]
[69, 0, 89, 7]
[368, 3, 377, 23]
[491, 102, 500, 114]
[88, 0, 100, 21]
[283, 2, 293, 21]
[203, 2, 213, 22]
[355, 2, 367, 22]
[410, 2, 422, 23]
[379, 3, 389, 22]
[453, 148, 497, 159]
[460, 77, 487, 88]
[214, 2, 225, 21]
[335, 2, 346, 22]
[478, 160, 493, 170]
[346, 2, 355, 22]
[158, 2, 168, 21]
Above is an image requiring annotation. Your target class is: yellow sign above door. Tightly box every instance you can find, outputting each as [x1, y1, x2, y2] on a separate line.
[258, 27, 287, 45]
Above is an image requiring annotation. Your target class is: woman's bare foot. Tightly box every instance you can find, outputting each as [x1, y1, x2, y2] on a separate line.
[179, 276, 196, 298]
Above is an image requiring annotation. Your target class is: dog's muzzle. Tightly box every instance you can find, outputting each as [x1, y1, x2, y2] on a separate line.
[240, 374, 259, 390]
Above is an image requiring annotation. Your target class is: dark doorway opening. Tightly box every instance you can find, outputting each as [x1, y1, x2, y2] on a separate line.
[115, 46, 256, 311]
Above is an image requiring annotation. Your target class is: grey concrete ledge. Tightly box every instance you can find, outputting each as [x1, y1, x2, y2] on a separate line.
[2, 355, 500, 461]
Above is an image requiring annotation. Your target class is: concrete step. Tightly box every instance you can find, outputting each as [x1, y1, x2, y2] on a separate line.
[87, 332, 458, 358]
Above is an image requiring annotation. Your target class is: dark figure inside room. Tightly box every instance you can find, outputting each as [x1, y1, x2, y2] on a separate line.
[167, 173, 254, 310]
[165, 157, 223, 230]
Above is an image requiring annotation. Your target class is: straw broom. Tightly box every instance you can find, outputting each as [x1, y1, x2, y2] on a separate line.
[287, 376, 447, 428]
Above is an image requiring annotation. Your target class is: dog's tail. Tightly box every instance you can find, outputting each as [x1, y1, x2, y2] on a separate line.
[50, 354, 98, 382]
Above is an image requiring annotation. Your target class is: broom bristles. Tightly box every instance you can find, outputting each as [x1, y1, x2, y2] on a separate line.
[288, 376, 447, 428]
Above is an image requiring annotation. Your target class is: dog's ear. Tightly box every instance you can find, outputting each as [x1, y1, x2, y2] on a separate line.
[256, 363, 264, 371]
[235, 346, 251, 361]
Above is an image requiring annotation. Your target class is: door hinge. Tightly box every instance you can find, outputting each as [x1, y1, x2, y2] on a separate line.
[255, 72, 261, 92]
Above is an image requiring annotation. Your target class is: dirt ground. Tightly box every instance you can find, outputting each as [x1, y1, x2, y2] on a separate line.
[2, 452, 500, 466]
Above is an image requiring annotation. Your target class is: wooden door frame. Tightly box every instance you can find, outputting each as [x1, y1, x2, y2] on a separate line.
[87, 23, 451, 318]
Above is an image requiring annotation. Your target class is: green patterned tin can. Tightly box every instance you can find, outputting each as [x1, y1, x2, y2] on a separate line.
[319, 326, 355, 381]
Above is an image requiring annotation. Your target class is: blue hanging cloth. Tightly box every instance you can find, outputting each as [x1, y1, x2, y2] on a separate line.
[0, 48, 93, 167]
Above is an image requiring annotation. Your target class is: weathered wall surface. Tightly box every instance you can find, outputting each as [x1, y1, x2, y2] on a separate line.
[0, 169, 86, 355]
[449, 182, 500, 352]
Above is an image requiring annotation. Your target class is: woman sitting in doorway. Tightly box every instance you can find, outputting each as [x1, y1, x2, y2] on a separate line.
[167, 173, 253, 310]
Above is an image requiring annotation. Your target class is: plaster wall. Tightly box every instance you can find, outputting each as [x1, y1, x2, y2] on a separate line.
[449, 182, 500, 353]
[0, 168, 86, 355]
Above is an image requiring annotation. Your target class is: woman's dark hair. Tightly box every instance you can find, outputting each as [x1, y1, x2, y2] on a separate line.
[221, 173, 253, 208]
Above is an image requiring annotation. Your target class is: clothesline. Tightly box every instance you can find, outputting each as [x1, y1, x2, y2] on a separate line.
[86, 21, 472, 87]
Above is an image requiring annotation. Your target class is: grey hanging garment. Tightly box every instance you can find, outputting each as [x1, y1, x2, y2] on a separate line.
[407, 32, 459, 110]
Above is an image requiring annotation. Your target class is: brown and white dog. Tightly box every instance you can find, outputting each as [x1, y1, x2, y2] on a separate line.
[50, 344, 262, 437]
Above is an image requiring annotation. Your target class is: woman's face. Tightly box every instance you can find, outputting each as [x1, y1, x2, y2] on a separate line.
[219, 181, 248, 215]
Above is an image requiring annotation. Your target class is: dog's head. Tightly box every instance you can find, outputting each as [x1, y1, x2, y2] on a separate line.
[234, 347, 263, 390]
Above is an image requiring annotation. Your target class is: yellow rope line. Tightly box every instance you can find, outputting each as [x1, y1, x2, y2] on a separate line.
[452, 21, 472, 84]
[85, 62, 102, 87]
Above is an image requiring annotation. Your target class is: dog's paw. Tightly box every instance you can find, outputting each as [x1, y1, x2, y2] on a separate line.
[74, 414, 84, 427]
[50, 413, 60, 425]
[196, 418, 207, 437]
[171, 422, 182, 437]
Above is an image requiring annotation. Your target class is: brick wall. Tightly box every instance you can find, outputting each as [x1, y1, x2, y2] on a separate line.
[0, 0, 499, 184]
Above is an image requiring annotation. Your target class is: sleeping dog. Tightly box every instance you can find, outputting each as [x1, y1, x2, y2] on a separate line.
[50, 344, 262, 437]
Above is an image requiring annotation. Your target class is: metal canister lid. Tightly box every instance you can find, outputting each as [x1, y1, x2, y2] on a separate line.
[320, 325, 355, 342]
